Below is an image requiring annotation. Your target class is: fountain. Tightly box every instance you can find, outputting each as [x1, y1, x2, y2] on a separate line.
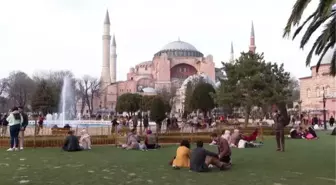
[58, 76, 75, 126]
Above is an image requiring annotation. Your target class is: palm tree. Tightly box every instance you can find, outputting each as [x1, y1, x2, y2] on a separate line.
[283, 0, 336, 76]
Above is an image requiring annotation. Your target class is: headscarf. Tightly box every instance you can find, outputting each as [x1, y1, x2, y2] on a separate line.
[221, 130, 231, 141]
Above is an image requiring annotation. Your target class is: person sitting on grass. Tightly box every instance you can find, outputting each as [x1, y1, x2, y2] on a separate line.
[241, 128, 258, 142]
[62, 130, 82, 152]
[145, 130, 160, 149]
[289, 127, 302, 139]
[170, 140, 191, 168]
[210, 133, 232, 165]
[230, 129, 241, 147]
[121, 129, 139, 150]
[303, 126, 318, 140]
[79, 129, 91, 150]
[190, 141, 227, 172]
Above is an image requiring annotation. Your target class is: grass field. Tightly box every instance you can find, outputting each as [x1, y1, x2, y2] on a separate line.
[0, 133, 335, 185]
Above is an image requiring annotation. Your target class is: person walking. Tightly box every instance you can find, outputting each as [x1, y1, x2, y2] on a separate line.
[6, 107, 23, 151]
[0, 113, 9, 137]
[18, 106, 28, 150]
[329, 116, 335, 127]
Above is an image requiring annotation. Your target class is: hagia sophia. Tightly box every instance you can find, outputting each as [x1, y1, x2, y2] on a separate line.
[94, 10, 257, 114]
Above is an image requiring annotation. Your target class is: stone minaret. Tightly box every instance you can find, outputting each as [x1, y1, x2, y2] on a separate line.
[249, 21, 256, 53]
[110, 34, 117, 83]
[101, 10, 111, 86]
[230, 41, 234, 63]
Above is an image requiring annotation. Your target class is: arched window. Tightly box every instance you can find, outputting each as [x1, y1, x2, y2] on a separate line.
[307, 88, 311, 98]
[316, 87, 320, 97]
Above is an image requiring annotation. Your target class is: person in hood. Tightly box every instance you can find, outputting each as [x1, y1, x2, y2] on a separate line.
[6, 107, 23, 151]
[18, 106, 28, 150]
[79, 129, 91, 150]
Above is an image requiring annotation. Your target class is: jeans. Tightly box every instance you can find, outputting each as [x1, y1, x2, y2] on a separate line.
[9, 124, 21, 148]
[275, 130, 285, 151]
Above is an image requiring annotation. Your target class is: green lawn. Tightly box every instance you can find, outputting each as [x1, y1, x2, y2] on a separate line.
[0, 133, 335, 185]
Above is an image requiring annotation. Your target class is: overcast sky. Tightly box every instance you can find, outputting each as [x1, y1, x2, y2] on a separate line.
[0, 0, 322, 80]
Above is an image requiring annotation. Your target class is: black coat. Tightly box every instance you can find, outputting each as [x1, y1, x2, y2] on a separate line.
[62, 135, 81, 152]
[190, 147, 217, 172]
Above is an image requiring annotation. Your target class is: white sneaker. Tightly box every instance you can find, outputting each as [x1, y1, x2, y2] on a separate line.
[14, 148, 19, 151]
[20, 147, 24, 150]
[6, 148, 14, 151]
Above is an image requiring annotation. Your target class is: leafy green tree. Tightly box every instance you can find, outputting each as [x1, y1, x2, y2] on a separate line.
[217, 52, 292, 125]
[283, 0, 336, 76]
[116, 93, 141, 114]
[150, 96, 166, 132]
[140, 95, 155, 111]
[217, 52, 268, 124]
[190, 82, 215, 116]
[31, 80, 56, 115]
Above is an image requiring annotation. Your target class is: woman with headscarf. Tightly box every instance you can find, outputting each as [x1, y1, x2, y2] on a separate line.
[121, 129, 139, 150]
[79, 129, 91, 150]
[145, 130, 159, 149]
[230, 129, 241, 147]
[6, 107, 23, 151]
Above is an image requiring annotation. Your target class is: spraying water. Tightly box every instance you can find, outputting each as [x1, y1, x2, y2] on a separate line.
[58, 76, 75, 126]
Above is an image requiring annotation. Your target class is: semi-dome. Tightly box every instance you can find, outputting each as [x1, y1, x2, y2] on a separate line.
[154, 40, 204, 58]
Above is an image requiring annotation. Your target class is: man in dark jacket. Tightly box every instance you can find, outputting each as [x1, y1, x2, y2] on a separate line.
[190, 141, 225, 172]
[18, 106, 28, 150]
[329, 116, 335, 127]
[62, 131, 82, 152]
[273, 110, 286, 152]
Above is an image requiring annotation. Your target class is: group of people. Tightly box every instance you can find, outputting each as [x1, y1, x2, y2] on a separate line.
[118, 128, 160, 150]
[62, 129, 92, 151]
[111, 115, 150, 134]
[170, 133, 232, 172]
[3, 106, 29, 151]
[211, 128, 260, 149]
[289, 126, 318, 140]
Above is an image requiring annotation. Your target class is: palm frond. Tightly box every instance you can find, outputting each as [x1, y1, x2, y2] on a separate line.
[299, 15, 330, 48]
[305, 34, 324, 66]
[283, 0, 312, 37]
[292, 10, 318, 39]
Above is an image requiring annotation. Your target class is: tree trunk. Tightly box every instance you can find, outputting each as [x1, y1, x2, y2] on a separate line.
[156, 121, 162, 133]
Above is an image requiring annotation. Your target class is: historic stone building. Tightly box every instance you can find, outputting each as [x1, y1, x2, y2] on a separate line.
[85, 10, 257, 115]
[299, 61, 336, 118]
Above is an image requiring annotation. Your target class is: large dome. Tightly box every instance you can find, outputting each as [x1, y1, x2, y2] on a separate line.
[161, 41, 198, 51]
[154, 40, 203, 58]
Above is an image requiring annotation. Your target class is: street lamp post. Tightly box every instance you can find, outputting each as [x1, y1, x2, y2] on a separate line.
[323, 87, 327, 130]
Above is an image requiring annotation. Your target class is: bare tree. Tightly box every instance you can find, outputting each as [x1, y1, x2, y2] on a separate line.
[6, 71, 35, 108]
[76, 75, 91, 115]
[87, 77, 100, 115]
[0, 78, 8, 97]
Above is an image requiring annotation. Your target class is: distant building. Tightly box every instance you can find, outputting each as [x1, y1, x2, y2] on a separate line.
[79, 11, 257, 116]
[299, 61, 336, 118]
